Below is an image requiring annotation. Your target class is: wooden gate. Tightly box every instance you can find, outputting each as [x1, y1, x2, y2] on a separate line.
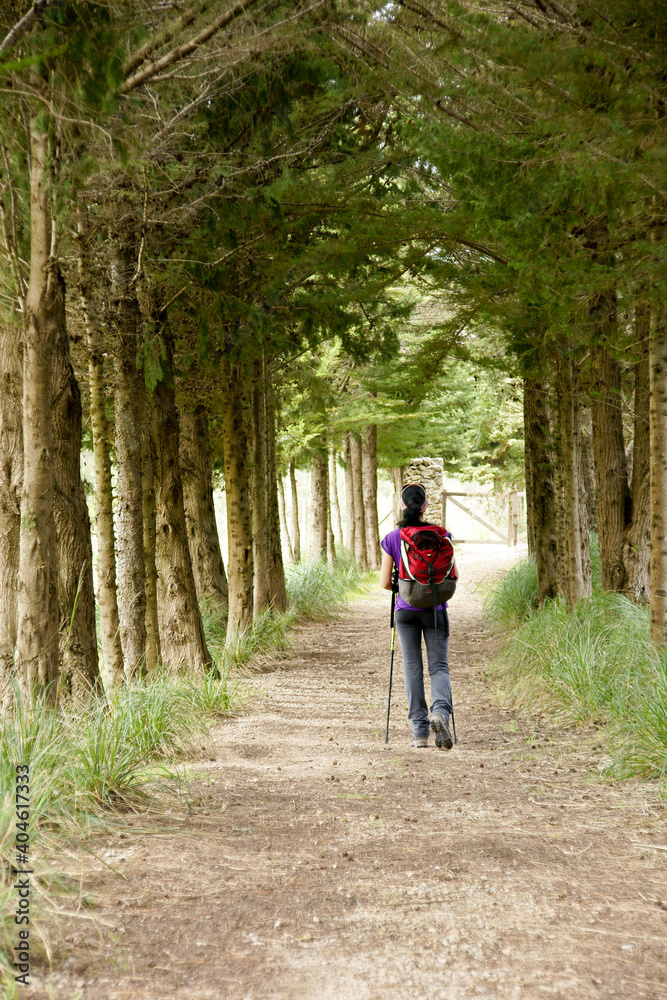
[442, 489, 525, 546]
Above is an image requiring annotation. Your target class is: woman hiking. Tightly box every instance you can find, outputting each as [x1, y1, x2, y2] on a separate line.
[379, 483, 454, 750]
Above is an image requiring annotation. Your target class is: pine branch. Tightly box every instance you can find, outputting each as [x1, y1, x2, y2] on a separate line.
[120, 0, 262, 94]
[122, 0, 216, 77]
[0, 0, 55, 58]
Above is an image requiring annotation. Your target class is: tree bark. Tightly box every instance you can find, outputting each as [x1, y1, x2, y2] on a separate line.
[326, 482, 337, 566]
[577, 399, 593, 596]
[556, 353, 591, 608]
[278, 475, 294, 564]
[623, 306, 650, 602]
[14, 107, 59, 700]
[110, 237, 146, 678]
[524, 403, 536, 557]
[523, 376, 559, 604]
[329, 443, 343, 542]
[552, 415, 568, 599]
[649, 307, 667, 644]
[251, 365, 270, 613]
[590, 343, 630, 591]
[153, 328, 211, 671]
[579, 406, 597, 532]
[289, 458, 300, 563]
[390, 466, 406, 529]
[266, 383, 287, 610]
[51, 267, 100, 697]
[220, 355, 254, 638]
[344, 433, 356, 553]
[361, 424, 382, 570]
[310, 450, 328, 559]
[180, 405, 228, 610]
[141, 385, 161, 674]
[76, 212, 124, 689]
[0, 320, 22, 704]
[349, 432, 368, 571]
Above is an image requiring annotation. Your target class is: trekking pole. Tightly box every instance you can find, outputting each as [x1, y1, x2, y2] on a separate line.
[450, 702, 457, 745]
[384, 568, 398, 744]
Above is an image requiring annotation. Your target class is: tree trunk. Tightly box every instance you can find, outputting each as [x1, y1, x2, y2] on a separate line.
[523, 376, 559, 604]
[14, 109, 59, 700]
[266, 383, 288, 610]
[220, 355, 254, 638]
[289, 458, 301, 563]
[180, 405, 228, 610]
[349, 432, 368, 571]
[524, 402, 536, 557]
[153, 329, 212, 671]
[590, 343, 630, 592]
[141, 385, 161, 674]
[577, 399, 593, 596]
[556, 353, 591, 608]
[579, 406, 597, 532]
[0, 320, 22, 705]
[51, 267, 100, 697]
[623, 306, 650, 602]
[649, 307, 667, 643]
[327, 483, 337, 566]
[329, 443, 343, 542]
[361, 424, 382, 570]
[390, 466, 406, 529]
[552, 420, 567, 599]
[310, 451, 328, 559]
[110, 238, 146, 678]
[278, 475, 294, 563]
[344, 433, 356, 553]
[76, 212, 124, 689]
[251, 366, 270, 614]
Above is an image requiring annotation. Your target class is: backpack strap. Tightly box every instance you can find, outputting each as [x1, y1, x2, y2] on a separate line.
[399, 538, 415, 580]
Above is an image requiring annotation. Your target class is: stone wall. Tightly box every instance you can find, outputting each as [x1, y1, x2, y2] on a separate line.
[401, 457, 444, 526]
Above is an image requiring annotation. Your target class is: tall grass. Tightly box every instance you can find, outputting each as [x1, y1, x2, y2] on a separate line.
[287, 549, 362, 622]
[485, 555, 667, 782]
[483, 557, 538, 628]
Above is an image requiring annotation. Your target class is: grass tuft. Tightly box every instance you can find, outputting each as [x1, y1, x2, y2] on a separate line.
[483, 556, 538, 628]
[485, 558, 667, 783]
[286, 550, 362, 623]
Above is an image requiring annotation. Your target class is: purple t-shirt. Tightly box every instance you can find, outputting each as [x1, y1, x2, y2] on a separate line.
[381, 527, 447, 612]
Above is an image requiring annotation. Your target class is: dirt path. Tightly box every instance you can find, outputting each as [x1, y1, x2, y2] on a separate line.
[35, 552, 667, 1000]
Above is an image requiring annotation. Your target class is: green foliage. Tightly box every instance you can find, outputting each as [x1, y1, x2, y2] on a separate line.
[483, 558, 538, 628]
[486, 565, 667, 783]
[286, 551, 362, 622]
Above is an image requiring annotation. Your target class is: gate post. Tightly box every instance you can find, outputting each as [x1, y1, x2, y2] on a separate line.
[507, 492, 512, 546]
[509, 490, 520, 546]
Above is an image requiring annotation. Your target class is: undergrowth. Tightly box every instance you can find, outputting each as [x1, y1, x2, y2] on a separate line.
[485, 551, 667, 784]
[0, 555, 363, 981]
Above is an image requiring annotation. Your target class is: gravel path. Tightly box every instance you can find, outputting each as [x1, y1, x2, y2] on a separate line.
[35, 550, 667, 999]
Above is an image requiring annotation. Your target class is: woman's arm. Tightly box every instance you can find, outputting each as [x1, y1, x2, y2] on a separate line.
[380, 551, 394, 591]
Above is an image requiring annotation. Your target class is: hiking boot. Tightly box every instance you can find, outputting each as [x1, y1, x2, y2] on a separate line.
[410, 735, 428, 748]
[430, 713, 453, 750]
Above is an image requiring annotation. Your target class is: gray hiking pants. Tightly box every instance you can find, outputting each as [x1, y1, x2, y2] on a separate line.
[395, 608, 452, 738]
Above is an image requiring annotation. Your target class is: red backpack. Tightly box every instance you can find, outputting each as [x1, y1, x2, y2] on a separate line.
[398, 525, 457, 625]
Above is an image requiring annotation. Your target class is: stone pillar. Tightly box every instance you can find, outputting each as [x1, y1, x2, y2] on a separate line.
[402, 458, 444, 526]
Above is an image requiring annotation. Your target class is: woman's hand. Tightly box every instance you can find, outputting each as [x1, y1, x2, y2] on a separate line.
[380, 551, 394, 591]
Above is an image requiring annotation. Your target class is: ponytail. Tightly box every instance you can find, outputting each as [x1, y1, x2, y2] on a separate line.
[398, 503, 425, 528]
[397, 483, 430, 529]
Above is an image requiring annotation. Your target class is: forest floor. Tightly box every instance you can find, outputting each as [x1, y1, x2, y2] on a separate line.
[30, 549, 667, 1000]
